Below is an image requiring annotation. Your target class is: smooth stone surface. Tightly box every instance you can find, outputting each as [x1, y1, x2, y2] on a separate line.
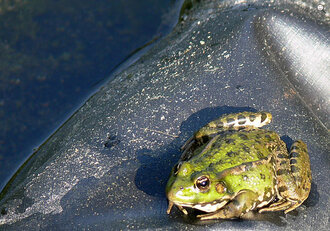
[0, 0, 328, 230]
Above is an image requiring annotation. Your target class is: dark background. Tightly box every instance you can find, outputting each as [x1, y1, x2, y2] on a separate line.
[0, 0, 181, 190]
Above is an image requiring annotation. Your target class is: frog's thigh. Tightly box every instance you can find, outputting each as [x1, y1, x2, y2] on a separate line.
[285, 140, 311, 213]
[193, 111, 272, 144]
[288, 140, 311, 198]
[198, 190, 258, 220]
[263, 140, 311, 213]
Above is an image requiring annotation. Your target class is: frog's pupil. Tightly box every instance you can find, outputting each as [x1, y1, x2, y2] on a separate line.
[200, 181, 207, 186]
[196, 176, 210, 190]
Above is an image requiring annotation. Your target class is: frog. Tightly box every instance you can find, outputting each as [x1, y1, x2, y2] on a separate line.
[166, 111, 311, 220]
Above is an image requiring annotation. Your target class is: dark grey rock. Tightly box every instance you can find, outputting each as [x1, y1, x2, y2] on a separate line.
[0, 0, 328, 230]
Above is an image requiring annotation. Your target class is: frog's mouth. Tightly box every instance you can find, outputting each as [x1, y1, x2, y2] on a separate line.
[167, 199, 229, 214]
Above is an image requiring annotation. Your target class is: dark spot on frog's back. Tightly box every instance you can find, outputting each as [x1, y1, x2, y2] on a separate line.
[276, 146, 282, 152]
[277, 154, 287, 159]
[290, 159, 297, 165]
[238, 133, 248, 140]
[242, 145, 250, 153]
[291, 145, 300, 151]
[260, 173, 266, 180]
[245, 162, 253, 171]
[225, 138, 235, 144]
[237, 115, 246, 125]
[273, 178, 277, 186]
[212, 141, 222, 149]
[257, 151, 264, 159]
[291, 165, 300, 173]
[261, 112, 267, 123]
[217, 122, 224, 128]
[277, 169, 289, 175]
[280, 160, 287, 166]
[265, 135, 272, 141]
[294, 175, 303, 183]
[249, 114, 256, 122]
[278, 186, 288, 193]
[226, 151, 237, 157]
[226, 118, 235, 125]
[290, 152, 300, 158]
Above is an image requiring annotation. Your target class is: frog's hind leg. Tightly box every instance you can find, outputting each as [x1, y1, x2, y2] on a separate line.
[260, 140, 311, 214]
[194, 111, 272, 142]
[181, 111, 272, 153]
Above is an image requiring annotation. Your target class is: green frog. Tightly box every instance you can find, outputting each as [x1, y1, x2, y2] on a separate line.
[166, 111, 311, 220]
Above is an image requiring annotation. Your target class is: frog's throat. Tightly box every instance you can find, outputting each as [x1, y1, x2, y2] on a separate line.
[192, 200, 228, 212]
[168, 199, 230, 213]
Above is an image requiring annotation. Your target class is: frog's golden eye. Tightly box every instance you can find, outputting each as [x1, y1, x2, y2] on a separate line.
[195, 176, 210, 191]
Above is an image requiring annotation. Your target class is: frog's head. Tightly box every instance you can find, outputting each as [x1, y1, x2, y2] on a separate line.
[166, 161, 234, 213]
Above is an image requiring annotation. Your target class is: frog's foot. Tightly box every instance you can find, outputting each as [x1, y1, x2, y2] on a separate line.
[259, 198, 303, 214]
[167, 201, 188, 215]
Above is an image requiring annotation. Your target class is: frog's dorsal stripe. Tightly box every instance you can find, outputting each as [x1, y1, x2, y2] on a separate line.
[216, 154, 274, 180]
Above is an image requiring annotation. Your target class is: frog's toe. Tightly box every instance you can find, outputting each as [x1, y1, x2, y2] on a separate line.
[197, 207, 237, 220]
[259, 198, 304, 214]
[197, 211, 224, 220]
[259, 200, 292, 213]
[178, 205, 189, 215]
[284, 200, 304, 214]
[180, 135, 194, 151]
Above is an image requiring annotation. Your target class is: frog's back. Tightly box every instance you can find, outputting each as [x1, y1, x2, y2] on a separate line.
[191, 129, 280, 173]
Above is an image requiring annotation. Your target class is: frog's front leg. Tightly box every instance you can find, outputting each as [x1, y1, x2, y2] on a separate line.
[181, 111, 272, 152]
[260, 140, 311, 214]
[197, 190, 259, 220]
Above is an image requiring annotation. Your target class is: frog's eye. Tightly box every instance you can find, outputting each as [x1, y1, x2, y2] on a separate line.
[195, 176, 210, 192]
[174, 162, 182, 175]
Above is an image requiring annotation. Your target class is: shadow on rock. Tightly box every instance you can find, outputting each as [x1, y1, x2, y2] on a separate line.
[134, 105, 256, 198]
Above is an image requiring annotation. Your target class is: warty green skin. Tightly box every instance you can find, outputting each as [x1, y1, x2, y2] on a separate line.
[166, 111, 311, 220]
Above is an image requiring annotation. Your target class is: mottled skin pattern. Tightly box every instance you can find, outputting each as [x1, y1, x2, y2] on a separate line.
[166, 112, 311, 220]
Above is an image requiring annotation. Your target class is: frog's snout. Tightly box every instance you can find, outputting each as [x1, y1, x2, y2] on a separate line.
[166, 183, 192, 203]
[166, 185, 181, 201]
